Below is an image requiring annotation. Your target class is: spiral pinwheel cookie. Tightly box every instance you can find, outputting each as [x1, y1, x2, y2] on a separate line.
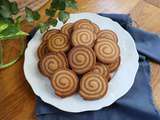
[96, 38, 112, 43]
[94, 40, 120, 64]
[92, 23, 100, 34]
[42, 29, 60, 42]
[107, 57, 121, 72]
[97, 30, 118, 43]
[79, 72, 107, 100]
[71, 29, 96, 47]
[91, 62, 109, 80]
[48, 33, 70, 52]
[73, 19, 94, 31]
[51, 69, 79, 97]
[39, 52, 68, 77]
[37, 42, 49, 59]
[68, 45, 96, 74]
[61, 23, 73, 38]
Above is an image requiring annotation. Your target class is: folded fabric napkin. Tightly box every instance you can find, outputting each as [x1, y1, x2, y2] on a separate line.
[31, 13, 160, 120]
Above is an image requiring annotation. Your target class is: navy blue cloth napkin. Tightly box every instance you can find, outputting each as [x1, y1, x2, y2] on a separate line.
[34, 14, 160, 120]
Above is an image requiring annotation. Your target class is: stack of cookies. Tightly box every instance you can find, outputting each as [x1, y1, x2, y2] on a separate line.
[37, 19, 120, 100]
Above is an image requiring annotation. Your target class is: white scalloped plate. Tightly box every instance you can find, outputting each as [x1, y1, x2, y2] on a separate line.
[24, 13, 139, 113]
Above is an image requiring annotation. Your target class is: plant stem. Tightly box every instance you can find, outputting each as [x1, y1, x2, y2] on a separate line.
[0, 39, 25, 69]
[0, 41, 3, 65]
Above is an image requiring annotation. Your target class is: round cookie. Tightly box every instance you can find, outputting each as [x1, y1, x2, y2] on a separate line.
[107, 57, 121, 72]
[79, 72, 107, 100]
[61, 23, 73, 38]
[71, 28, 96, 47]
[51, 69, 79, 97]
[92, 23, 100, 33]
[73, 19, 94, 31]
[94, 40, 120, 64]
[91, 62, 110, 81]
[37, 42, 49, 59]
[48, 33, 70, 52]
[68, 45, 96, 74]
[97, 30, 118, 43]
[39, 52, 68, 77]
[42, 29, 60, 42]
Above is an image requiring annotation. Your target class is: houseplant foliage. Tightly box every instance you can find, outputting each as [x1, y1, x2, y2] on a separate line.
[0, 0, 77, 69]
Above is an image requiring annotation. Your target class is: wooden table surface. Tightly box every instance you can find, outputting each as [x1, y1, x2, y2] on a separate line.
[0, 0, 160, 120]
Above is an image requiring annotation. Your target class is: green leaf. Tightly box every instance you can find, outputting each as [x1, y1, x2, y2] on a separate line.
[0, 15, 14, 24]
[25, 7, 34, 22]
[51, 0, 59, 8]
[1, 0, 11, 8]
[38, 23, 49, 33]
[4, 18, 14, 24]
[51, 0, 66, 10]
[0, 21, 8, 32]
[0, 0, 19, 17]
[15, 16, 21, 28]
[25, 7, 40, 22]
[66, 0, 77, 9]
[0, 6, 11, 18]
[58, 0, 66, 10]
[58, 11, 69, 23]
[0, 30, 28, 40]
[45, 8, 56, 17]
[0, 31, 28, 40]
[33, 11, 40, 20]
[48, 18, 57, 27]
[10, 2, 19, 15]
[0, 24, 28, 40]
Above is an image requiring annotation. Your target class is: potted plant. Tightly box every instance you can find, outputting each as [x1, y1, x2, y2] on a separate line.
[0, 0, 77, 69]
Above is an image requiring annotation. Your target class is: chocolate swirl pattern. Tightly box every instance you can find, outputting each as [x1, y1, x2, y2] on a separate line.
[73, 19, 94, 31]
[96, 38, 112, 43]
[72, 29, 96, 47]
[79, 72, 107, 100]
[37, 42, 49, 59]
[42, 29, 60, 41]
[48, 33, 70, 52]
[51, 69, 79, 97]
[61, 23, 73, 38]
[37, 19, 122, 99]
[92, 23, 100, 33]
[68, 46, 96, 74]
[97, 30, 118, 43]
[107, 57, 120, 72]
[91, 63, 109, 80]
[39, 53, 68, 77]
[94, 40, 120, 63]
